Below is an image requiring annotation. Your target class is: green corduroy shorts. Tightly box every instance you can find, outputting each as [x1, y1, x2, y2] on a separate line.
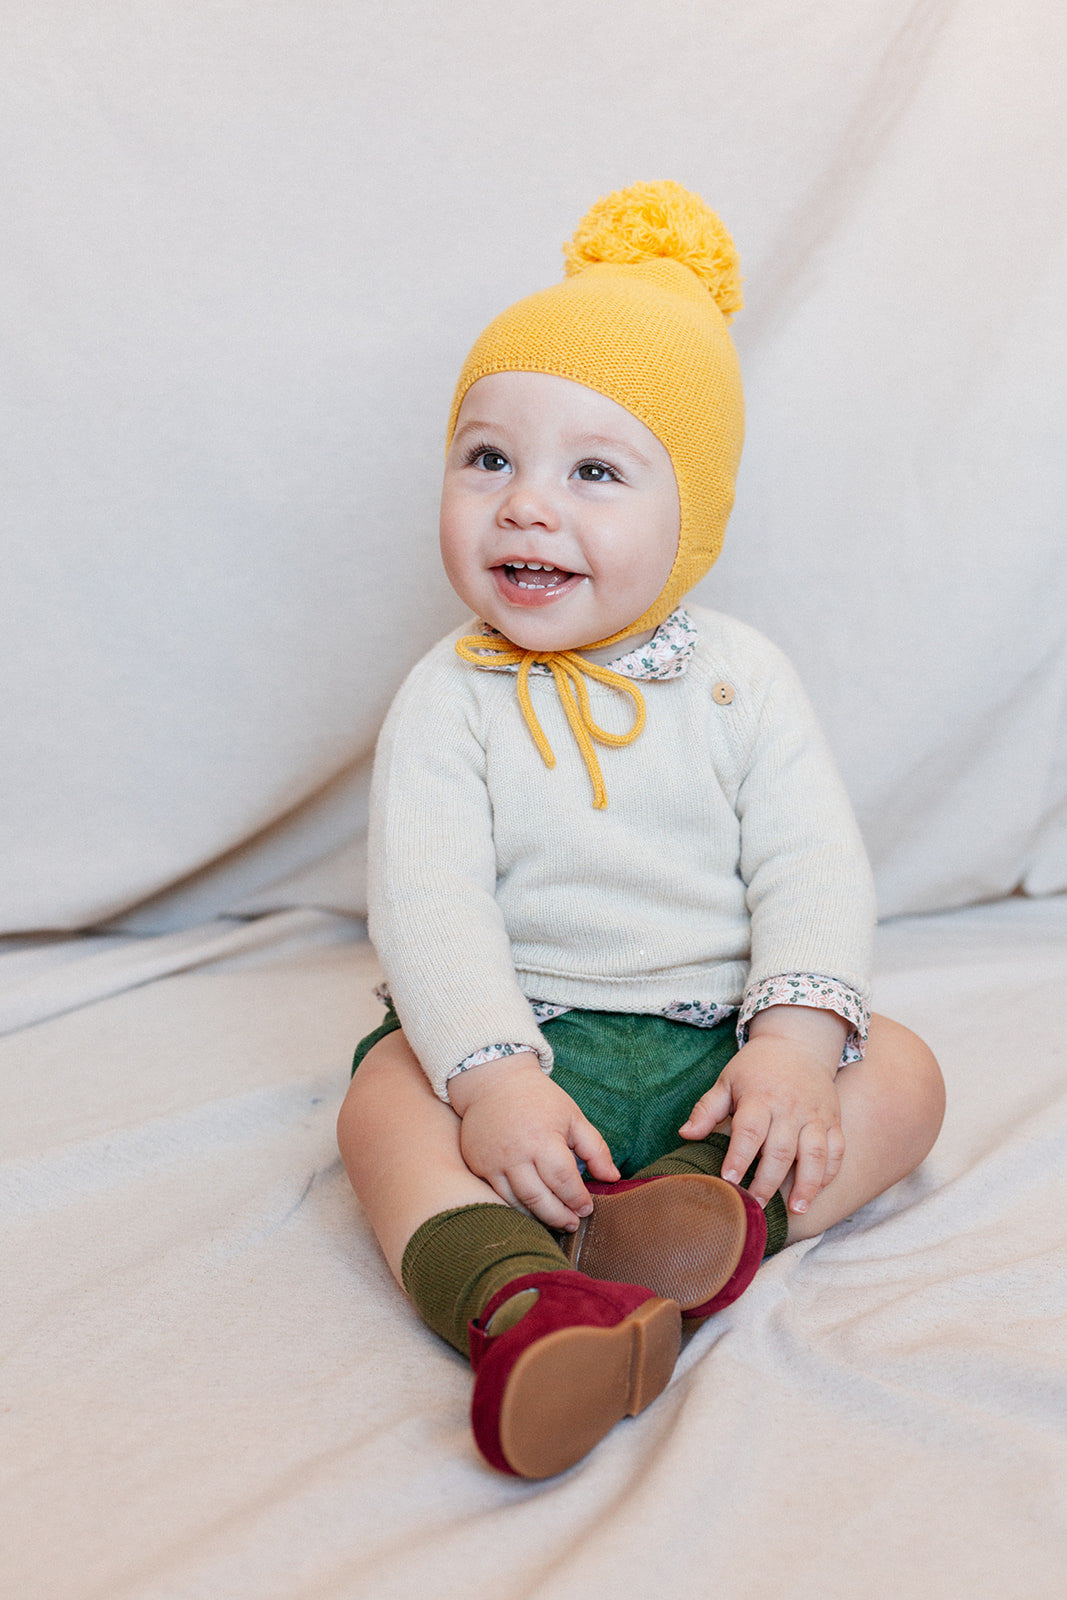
[351, 1003, 738, 1177]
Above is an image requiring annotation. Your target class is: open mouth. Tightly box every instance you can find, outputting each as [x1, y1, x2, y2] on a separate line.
[501, 561, 575, 590]
[492, 560, 585, 608]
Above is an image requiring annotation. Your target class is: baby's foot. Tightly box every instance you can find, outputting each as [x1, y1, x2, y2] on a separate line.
[561, 1173, 766, 1319]
[467, 1269, 680, 1478]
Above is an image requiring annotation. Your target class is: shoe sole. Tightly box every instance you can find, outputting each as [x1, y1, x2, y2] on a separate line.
[564, 1175, 749, 1310]
[496, 1295, 681, 1479]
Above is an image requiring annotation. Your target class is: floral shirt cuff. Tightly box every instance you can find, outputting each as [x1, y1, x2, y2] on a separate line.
[446, 1041, 553, 1081]
[374, 985, 553, 1082]
[736, 974, 869, 1064]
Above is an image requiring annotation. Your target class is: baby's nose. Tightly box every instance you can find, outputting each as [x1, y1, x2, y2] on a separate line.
[498, 479, 562, 531]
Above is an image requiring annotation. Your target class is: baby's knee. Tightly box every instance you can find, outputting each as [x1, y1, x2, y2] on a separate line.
[337, 1033, 400, 1158]
[871, 1014, 945, 1161]
[336, 1067, 369, 1167]
[903, 1026, 945, 1140]
[337, 1026, 435, 1165]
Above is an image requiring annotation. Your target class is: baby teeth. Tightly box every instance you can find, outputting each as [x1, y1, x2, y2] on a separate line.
[504, 559, 571, 590]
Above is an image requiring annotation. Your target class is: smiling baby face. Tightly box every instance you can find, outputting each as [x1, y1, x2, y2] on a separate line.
[440, 372, 680, 658]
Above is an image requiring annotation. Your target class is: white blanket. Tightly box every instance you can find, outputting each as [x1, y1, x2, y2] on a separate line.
[4, 896, 1065, 1599]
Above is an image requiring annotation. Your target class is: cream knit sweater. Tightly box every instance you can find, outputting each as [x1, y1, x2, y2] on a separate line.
[368, 605, 876, 1100]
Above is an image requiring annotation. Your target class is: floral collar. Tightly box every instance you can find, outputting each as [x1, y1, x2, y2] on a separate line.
[476, 607, 698, 683]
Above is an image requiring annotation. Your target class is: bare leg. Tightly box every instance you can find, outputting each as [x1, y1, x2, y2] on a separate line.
[337, 1029, 508, 1283]
[779, 1014, 944, 1244]
[338, 1014, 945, 1282]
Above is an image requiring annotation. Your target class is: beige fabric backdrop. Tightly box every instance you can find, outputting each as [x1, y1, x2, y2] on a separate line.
[2, 0, 1065, 938]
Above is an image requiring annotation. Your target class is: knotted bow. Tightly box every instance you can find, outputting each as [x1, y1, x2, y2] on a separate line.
[455, 632, 646, 809]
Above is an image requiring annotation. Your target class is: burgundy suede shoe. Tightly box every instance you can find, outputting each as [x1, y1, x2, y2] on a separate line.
[468, 1269, 681, 1479]
[560, 1173, 766, 1319]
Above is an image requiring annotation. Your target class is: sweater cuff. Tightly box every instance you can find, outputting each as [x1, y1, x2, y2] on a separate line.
[737, 974, 869, 1064]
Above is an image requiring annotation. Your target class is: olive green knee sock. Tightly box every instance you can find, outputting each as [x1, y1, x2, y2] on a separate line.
[400, 1203, 571, 1358]
[632, 1133, 789, 1257]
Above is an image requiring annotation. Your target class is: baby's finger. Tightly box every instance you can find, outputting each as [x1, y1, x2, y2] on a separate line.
[501, 1164, 582, 1232]
[570, 1118, 619, 1184]
[718, 1104, 771, 1186]
[744, 1125, 798, 1207]
[536, 1145, 595, 1219]
[787, 1122, 829, 1215]
[679, 1077, 732, 1140]
[484, 1170, 525, 1213]
[822, 1124, 846, 1189]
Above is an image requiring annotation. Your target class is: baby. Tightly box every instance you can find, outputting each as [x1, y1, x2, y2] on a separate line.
[337, 181, 944, 1480]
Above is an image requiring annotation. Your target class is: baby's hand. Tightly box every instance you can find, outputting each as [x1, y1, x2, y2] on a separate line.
[448, 1053, 619, 1231]
[680, 1007, 848, 1216]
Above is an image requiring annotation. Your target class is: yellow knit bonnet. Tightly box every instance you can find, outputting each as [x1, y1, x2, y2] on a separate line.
[452, 180, 745, 805]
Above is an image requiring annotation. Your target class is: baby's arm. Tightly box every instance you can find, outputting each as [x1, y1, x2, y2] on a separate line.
[694, 632, 878, 1217]
[369, 647, 557, 1101]
[370, 647, 619, 1229]
[447, 1053, 619, 1230]
[680, 1005, 848, 1216]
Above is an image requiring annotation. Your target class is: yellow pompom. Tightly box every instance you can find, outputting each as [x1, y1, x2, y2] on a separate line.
[563, 180, 742, 322]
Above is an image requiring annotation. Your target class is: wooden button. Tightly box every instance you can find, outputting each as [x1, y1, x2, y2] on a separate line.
[711, 681, 735, 705]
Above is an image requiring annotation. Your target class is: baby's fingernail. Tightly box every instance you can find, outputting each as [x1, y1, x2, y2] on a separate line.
[578, 1204, 593, 1217]
[792, 1198, 808, 1214]
[679, 1121, 694, 1134]
[722, 1168, 740, 1183]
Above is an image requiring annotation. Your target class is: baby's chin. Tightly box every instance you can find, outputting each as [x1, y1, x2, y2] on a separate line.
[484, 617, 648, 664]
[482, 607, 602, 655]
[471, 575, 654, 657]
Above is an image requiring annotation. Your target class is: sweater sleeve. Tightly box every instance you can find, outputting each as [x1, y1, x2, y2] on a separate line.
[367, 645, 552, 1100]
[733, 646, 876, 1000]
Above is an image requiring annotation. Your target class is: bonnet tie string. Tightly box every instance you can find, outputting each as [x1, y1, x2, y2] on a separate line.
[454, 633, 646, 809]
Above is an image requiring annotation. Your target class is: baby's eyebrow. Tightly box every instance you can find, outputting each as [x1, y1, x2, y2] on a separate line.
[569, 433, 653, 469]
[452, 419, 502, 441]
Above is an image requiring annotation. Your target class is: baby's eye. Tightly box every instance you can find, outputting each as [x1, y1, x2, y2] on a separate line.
[472, 449, 510, 473]
[574, 460, 618, 483]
